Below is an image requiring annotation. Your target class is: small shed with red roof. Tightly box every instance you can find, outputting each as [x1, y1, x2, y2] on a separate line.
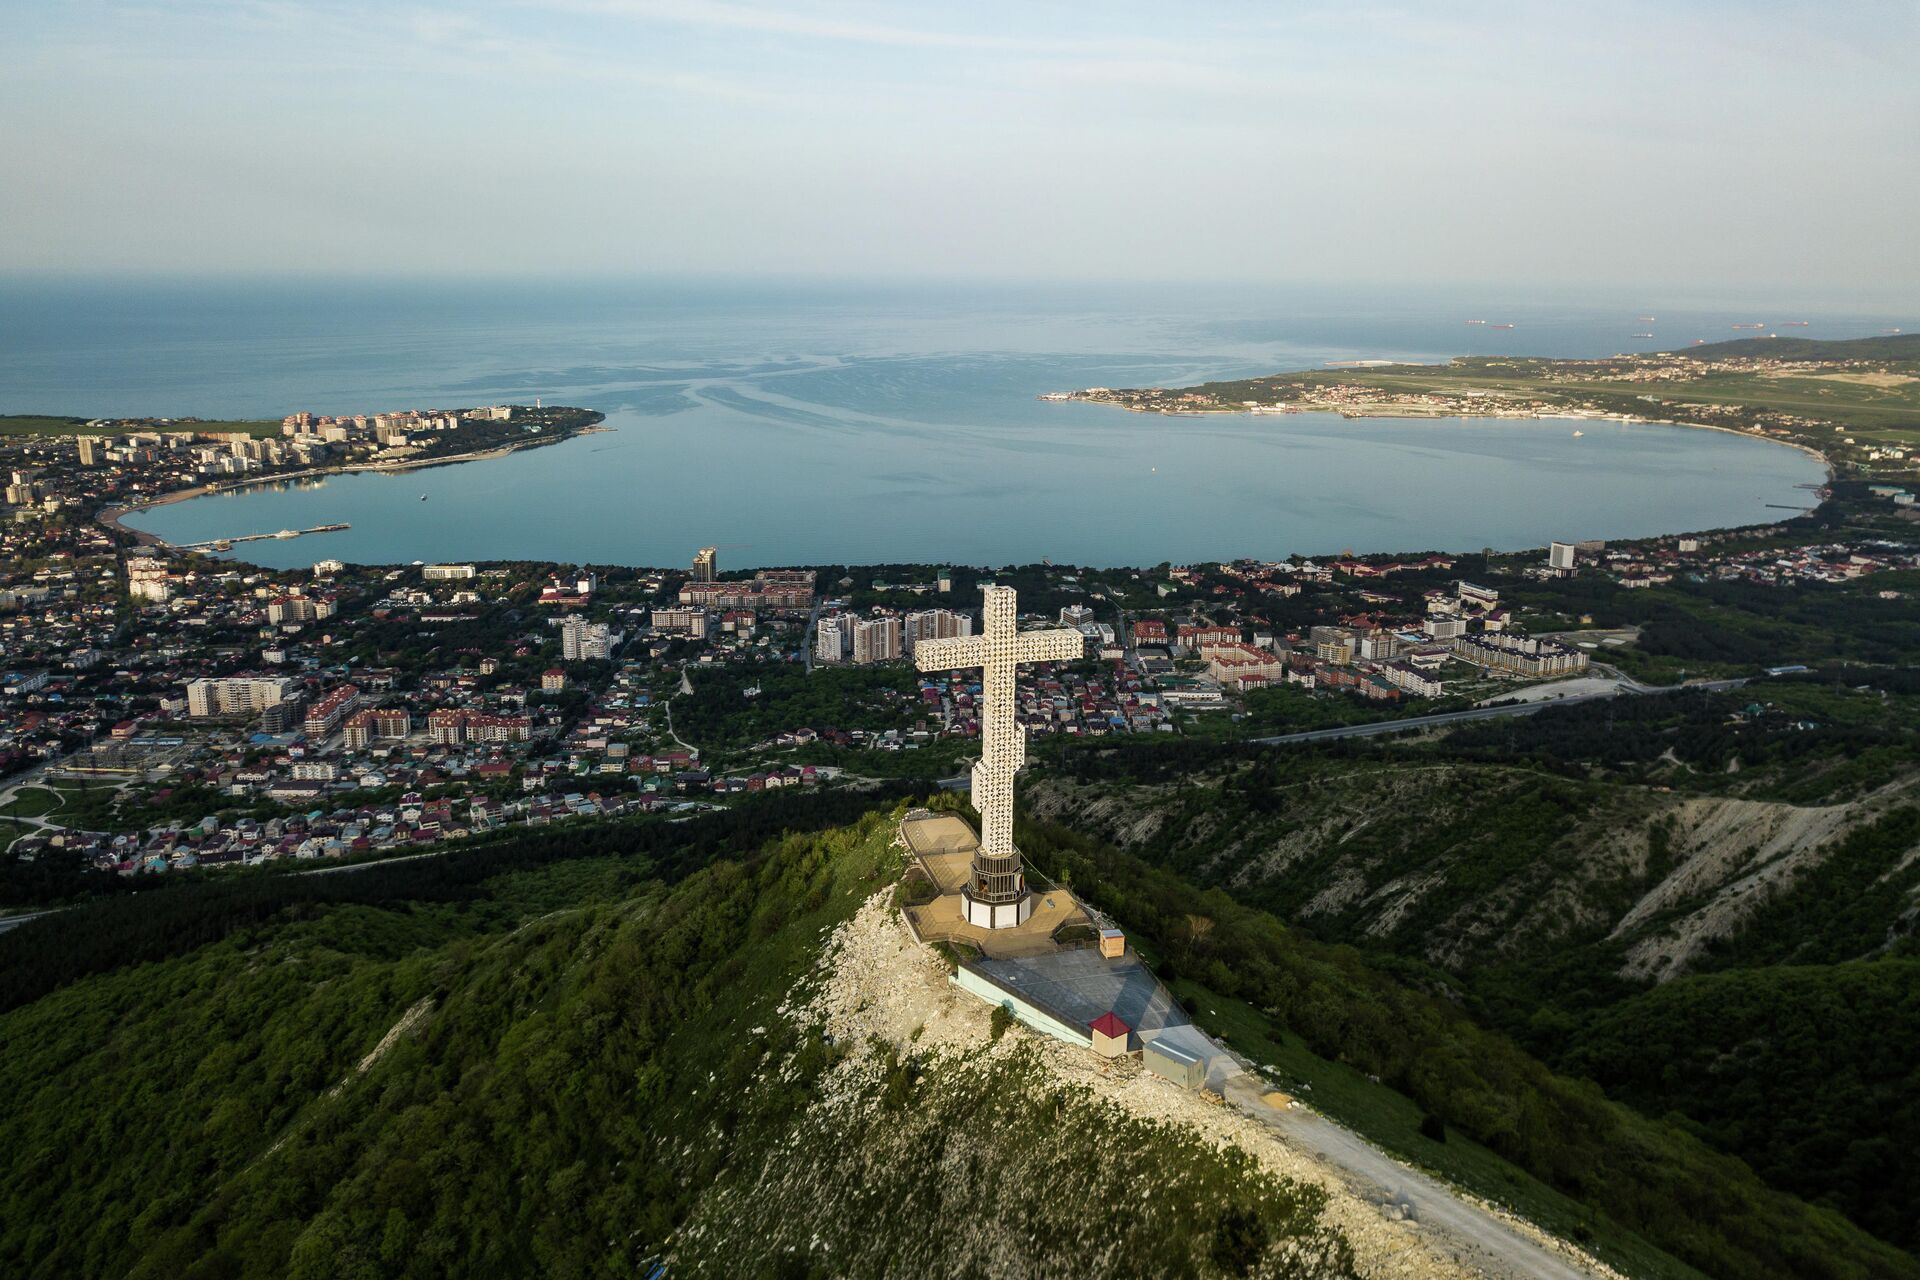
[1089, 1011, 1130, 1058]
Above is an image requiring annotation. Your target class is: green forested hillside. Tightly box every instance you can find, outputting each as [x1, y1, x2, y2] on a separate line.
[0, 800, 1354, 1280]
[1560, 961, 1920, 1251]
[4, 779, 1914, 1279]
[1671, 333, 1920, 362]
[1026, 685, 1920, 1264]
[1013, 818, 1915, 1280]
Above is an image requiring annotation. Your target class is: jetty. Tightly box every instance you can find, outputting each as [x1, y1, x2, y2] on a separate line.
[176, 522, 349, 551]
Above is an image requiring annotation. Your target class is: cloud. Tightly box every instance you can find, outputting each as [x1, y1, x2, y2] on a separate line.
[541, 0, 1058, 50]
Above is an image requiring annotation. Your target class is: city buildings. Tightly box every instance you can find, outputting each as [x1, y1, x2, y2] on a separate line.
[126, 553, 173, 602]
[266, 593, 335, 625]
[1177, 624, 1238, 653]
[303, 684, 362, 737]
[538, 573, 596, 607]
[851, 615, 903, 664]
[1310, 625, 1358, 664]
[186, 676, 297, 718]
[1450, 633, 1589, 677]
[815, 615, 848, 664]
[679, 569, 815, 611]
[692, 546, 718, 582]
[904, 608, 972, 654]
[429, 708, 468, 744]
[1381, 660, 1447, 698]
[652, 606, 709, 639]
[561, 614, 614, 661]
[343, 706, 411, 749]
[1204, 642, 1286, 690]
[1132, 619, 1169, 646]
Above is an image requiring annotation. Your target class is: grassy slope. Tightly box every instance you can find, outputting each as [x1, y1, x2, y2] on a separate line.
[0, 787, 63, 819]
[1173, 332, 1920, 440]
[0, 811, 1355, 1280]
[1311, 365, 1920, 434]
[1670, 334, 1920, 362]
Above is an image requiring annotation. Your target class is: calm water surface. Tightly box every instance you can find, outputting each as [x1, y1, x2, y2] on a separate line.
[0, 278, 1852, 567]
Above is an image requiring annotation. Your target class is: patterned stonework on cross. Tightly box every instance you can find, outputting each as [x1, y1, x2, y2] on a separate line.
[915, 585, 1084, 924]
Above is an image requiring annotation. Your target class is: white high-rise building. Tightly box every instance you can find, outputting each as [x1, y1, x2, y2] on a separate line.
[1548, 542, 1577, 572]
[815, 616, 848, 664]
[126, 554, 172, 603]
[561, 614, 613, 661]
[186, 676, 297, 718]
[904, 608, 972, 655]
[651, 606, 708, 639]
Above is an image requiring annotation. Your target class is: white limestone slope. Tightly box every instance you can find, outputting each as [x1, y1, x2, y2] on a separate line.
[805, 891, 1619, 1280]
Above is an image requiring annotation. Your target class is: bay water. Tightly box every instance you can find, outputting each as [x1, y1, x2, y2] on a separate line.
[0, 277, 1855, 568]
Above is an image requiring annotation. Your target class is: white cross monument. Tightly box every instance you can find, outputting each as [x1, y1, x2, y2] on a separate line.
[915, 585, 1085, 928]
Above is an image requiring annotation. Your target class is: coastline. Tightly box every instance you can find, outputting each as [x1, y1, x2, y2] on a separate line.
[1065, 396, 1836, 484]
[98, 422, 610, 550]
[97, 400, 1833, 572]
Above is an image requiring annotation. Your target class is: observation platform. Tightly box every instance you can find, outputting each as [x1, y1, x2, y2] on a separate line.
[898, 810, 1090, 959]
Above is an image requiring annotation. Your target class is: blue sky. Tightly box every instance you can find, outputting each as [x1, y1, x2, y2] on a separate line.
[5, 1, 1916, 293]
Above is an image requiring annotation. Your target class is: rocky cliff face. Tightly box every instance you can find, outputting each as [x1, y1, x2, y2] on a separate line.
[1026, 766, 1920, 984]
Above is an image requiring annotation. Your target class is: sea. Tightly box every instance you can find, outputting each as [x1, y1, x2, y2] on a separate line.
[1, 276, 1886, 570]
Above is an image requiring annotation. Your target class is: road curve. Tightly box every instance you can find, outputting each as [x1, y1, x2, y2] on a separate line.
[0, 909, 59, 936]
[1222, 1072, 1601, 1279]
[1249, 677, 1747, 747]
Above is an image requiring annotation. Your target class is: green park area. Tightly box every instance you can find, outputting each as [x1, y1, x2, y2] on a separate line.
[0, 415, 282, 439]
[0, 781, 123, 838]
[0, 788, 64, 820]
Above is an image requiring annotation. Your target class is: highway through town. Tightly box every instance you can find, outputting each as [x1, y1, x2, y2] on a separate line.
[1248, 676, 1747, 746]
[0, 909, 58, 936]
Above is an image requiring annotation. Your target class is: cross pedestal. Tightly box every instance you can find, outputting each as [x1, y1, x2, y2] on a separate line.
[915, 585, 1085, 928]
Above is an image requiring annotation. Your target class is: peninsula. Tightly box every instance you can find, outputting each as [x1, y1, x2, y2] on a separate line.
[1055, 333, 1920, 479]
[3, 403, 609, 545]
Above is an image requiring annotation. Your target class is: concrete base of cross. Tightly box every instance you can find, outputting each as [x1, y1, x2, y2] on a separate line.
[961, 887, 1034, 930]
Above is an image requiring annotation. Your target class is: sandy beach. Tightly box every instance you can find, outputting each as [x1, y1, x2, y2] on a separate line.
[94, 424, 609, 550]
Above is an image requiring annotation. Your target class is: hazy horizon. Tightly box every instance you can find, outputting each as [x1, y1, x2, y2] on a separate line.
[6, 1, 1918, 295]
[0, 271, 1913, 320]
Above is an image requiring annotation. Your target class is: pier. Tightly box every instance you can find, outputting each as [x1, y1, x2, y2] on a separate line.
[177, 522, 349, 551]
